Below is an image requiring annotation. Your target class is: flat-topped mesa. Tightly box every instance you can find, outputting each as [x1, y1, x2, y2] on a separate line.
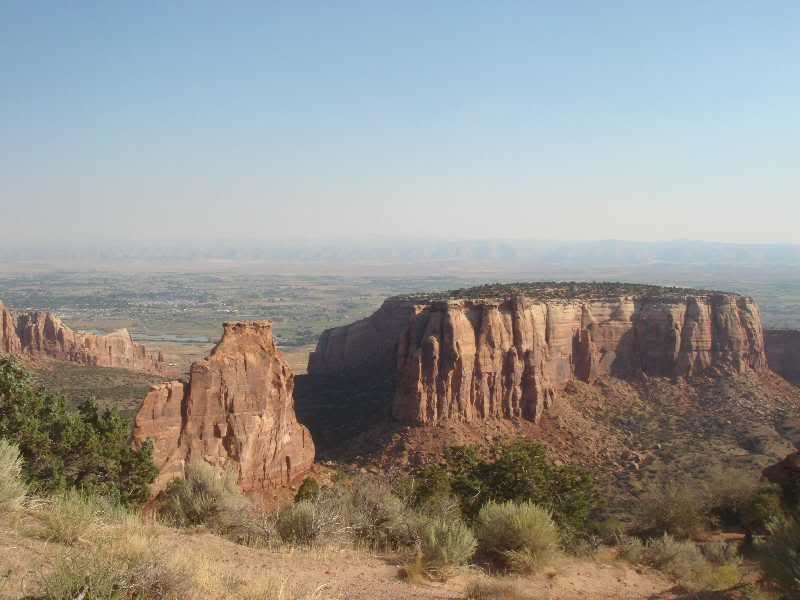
[309, 283, 768, 426]
[134, 320, 314, 495]
[0, 301, 168, 375]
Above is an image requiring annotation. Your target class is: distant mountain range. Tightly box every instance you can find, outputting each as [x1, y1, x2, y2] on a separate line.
[2, 239, 799, 267]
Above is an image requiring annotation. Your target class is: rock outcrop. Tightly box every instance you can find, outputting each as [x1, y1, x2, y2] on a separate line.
[310, 284, 768, 426]
[765, 329, 800, 384]
[134, 321, 314, 494]
[0, 302, 168, 375]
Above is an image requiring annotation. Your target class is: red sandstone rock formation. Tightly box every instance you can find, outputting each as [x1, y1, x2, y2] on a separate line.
[765, 329, 800, 384]
[310, 288, 768, 426]
[0, 303, 21, 355]
[134, 321, 314, 494]
[0, 302, 168, 375]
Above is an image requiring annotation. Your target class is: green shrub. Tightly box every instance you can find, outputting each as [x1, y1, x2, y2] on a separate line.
[159, 462, 251, 534]
[444, 441, 594, 532]
[276, 501, 317, 544]
[474, 500, 559, 573]
[409, 464, 453, 511]
[708, 470, 783, 533]
[350, 477, 416, 550]
[635, 481, 711, 539]
[0, 357, 157, 504]
[419, 517, 476, 577]
[620, 534, 741, 592]
[32, 488, 101, 545]
[0, 438, 26, 512]
[758, 514, 800, 598]
[295, 477, 320, 503]
[41, 545, 186, 599]
[275, 487, 352, 545]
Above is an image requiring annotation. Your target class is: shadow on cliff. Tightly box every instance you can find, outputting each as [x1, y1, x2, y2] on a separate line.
[294, 368, 400, 462]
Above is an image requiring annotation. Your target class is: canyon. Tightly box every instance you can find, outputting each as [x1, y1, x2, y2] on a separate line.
[0, 301, 168, 375]
[310, 283, 770, 425]
[133, 320, 314, 495]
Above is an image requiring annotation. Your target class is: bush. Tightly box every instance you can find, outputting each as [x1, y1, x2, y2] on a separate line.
[0, 438, 26, 512]
[295, 477, 320, 503]
[635, 481, 711, 539]
[445, 441, 594, 532]
[32, 488, 101, 545]
[0, 357, 157, 504]
[418, 517, 476, 577]
[275, 486, 352, 546]
[276, 501, 317, 544]
[474, 500, 559, 573]
[620, 534, 741, 592]
[758, 514, 800, 598]
[708, 470, 783, 533]
[41, 544, 186, 600]
[350, 477, 416, 550]
[159, 462, 251, 534]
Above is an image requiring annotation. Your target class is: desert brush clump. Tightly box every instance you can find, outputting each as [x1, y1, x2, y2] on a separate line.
[635, 480, 712, 539]
[0, 438, 26, 512]
[41, 544, 187, 600]
[31, 488, 103, 545]
[418, 516, 477, 578]
[757, 513, 800, 598]
[462, 578, 531, 600]
[474, 500, 559, 573]
[619, 533, 741, 592]
[350, 476, 418, 551]
[295, 476, 321, 503]
[159, 462, 251, 534]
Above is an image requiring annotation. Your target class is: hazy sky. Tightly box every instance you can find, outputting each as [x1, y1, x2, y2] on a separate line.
[1, 2, 798, 244]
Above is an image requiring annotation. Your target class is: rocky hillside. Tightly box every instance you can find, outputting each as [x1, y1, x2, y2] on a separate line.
[134, 321, 314, 495]
[309, 283, 768, 426]
[0, 301, 168, 375]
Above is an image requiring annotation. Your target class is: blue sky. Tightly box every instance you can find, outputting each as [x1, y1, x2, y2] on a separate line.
[1, 2, 798, 243]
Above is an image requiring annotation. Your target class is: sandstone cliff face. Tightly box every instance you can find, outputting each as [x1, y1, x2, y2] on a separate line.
[0, 302, 168, 375]
[765, 329, 800, 384]
[0, 303, 21, 355]
[134, 321, 314, 494]
[308, 299, 424, 375]
[310, 290, 767, 426]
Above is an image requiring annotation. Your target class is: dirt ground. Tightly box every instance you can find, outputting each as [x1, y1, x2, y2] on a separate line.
[0, 517, 686, 600]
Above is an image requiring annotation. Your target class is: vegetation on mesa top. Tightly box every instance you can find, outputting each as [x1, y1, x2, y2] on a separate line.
[390, 281, 728, 303]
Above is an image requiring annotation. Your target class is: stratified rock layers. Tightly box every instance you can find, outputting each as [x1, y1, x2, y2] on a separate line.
[0, 302, 167, 374]
[311, 293, 767, 425]
[134, 321, 314, 494]
[765, 329, 800, 384]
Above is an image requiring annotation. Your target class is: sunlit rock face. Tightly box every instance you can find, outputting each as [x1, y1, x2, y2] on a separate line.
[0, 301, 167, 374]
[310, 285, 767, 426]
[134, 321, 314, 495]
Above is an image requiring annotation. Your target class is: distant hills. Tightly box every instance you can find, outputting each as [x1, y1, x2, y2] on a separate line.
[1, 239, 799, 268]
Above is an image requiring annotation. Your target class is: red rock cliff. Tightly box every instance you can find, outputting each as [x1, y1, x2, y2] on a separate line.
[309, 286, 767, 426]
[765, 329, 800, 384]
[134, 321, 314, 494]
[0, 301, 168, 374]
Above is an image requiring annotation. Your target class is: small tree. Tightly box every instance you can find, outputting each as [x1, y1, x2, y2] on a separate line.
[295, 477, 320, 503]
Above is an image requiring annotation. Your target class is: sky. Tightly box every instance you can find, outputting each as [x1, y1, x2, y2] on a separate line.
[1, 1, 798, 244]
